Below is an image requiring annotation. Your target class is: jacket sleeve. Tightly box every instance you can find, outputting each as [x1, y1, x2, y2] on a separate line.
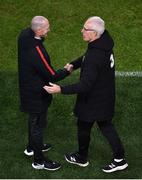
[70, 56, 84, 70]
[29, 46, 70, 83]
[61, 54, 100, 94]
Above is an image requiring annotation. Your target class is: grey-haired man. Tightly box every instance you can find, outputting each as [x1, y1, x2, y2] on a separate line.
[18, 16, 71, 171]
[44, 16, 128, 173]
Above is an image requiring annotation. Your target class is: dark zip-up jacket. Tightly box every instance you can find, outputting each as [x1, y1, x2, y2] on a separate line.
[61, 30, 115, 122]
[18, 28, 69, 113]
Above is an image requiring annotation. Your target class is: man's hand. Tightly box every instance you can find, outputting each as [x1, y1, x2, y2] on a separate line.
[43, 82, 61, 94]
[64, 63, 73, 73]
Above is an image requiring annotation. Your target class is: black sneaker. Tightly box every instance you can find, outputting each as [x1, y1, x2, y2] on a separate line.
[32, 159, 61, 171]
[24, 143, 52, 156]
[102, 159, 128, 173]
[65, 152, 89, 167]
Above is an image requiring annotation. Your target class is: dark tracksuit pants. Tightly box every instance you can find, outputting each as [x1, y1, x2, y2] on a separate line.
[28, 111, 47, 162]
[77, 119, 125, 161]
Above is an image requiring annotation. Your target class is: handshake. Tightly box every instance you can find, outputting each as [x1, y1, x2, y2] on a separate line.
[43, 63, 73, 94]
[64, 63, 73, 73]
[43, 63, 74, 94]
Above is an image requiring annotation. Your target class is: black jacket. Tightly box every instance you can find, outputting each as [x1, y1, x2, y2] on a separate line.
[18, 28, 69, 113]
[61, 30, 115, 122]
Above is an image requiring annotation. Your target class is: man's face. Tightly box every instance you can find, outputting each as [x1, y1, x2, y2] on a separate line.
[39, 21, 50, 38]
[81, 21, 96, 42]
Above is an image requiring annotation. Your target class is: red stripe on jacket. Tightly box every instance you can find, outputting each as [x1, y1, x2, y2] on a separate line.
[36, 46, 55, 75]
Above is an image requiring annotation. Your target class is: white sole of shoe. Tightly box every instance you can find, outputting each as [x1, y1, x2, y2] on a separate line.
[42, 147, 51, 152]
[24, 149, 33, 156]
[32, 163, 44, 169]
[64, 155, 89, 167]
[102, 163, 128, 173]
[32, 163, 61, 171]
[24, 147, 51, 156]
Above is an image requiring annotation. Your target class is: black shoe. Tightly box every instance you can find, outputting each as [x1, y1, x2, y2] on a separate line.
[102, 159, 128, 173]
[65, 152, 89, 167]
[32, 159, 61, 171]
[24, 143, 52, 156]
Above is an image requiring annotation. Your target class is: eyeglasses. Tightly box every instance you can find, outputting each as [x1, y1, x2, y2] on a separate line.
[83, 27, 95, 31]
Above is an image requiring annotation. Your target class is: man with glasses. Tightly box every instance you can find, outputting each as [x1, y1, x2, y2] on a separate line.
[43, 16, 128, 173]
[18, 16, 72, 171]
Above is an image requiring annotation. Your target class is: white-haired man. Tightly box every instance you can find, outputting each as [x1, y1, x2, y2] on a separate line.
[43, 16, 128, 173]
[18, 16, 72, 171]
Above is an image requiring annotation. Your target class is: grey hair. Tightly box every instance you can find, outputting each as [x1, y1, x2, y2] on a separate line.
[87, 16, 105, 38]
[31, 16, 48, 31]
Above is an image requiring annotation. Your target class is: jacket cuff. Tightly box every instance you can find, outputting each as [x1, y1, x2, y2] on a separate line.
[60, 86, 66, 94]
[62, 68, 71, 75]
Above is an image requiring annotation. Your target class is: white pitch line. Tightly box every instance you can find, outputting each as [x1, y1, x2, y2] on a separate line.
[115, 71, 142, 77]
[73, 70, 142, 77]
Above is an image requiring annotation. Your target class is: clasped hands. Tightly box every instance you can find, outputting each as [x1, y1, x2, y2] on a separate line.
[43, 63, 73, 94]
[64, 63, 73, 73]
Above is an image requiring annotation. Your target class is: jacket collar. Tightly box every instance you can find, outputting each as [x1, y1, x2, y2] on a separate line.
[87, 30, 114, 51]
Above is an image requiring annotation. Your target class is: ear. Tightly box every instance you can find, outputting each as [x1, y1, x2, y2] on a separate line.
[35, 28, 42, 36]
[93, 31, 98, 39]
[93, 31, 97, 36]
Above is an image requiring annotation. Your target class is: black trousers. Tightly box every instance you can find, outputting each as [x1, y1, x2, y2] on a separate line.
[77, 119, 125, 161]
[28, 111, 47, 161]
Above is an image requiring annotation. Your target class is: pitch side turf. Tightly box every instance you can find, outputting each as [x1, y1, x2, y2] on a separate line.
[0, 0, 142, 178]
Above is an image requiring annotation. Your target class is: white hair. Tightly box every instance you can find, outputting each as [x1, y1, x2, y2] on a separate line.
[31, 16, 48, 31]
[87, 16, 105, 38]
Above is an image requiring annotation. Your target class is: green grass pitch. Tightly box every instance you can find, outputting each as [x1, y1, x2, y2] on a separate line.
[0, 0, 142, 178]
